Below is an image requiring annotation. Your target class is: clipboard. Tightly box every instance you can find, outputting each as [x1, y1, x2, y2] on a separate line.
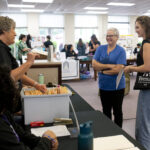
[116, 68, 124, 89]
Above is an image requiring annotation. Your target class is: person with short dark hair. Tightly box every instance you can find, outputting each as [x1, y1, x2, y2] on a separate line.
[133, 43, 141, 55]
[0, 66, 58, 150]
[44, 35, 53, 50]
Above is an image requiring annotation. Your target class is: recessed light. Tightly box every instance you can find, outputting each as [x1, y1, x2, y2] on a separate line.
[21, 9, 44, 12]
[84, 7, 108, 10]
[22, 0, 53, 3]
[107, 2, 135, 6]
[87, 11, 108, 14]
[8, 4, 35, 8]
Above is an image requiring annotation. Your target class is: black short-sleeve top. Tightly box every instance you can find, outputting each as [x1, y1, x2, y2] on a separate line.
[136, 39, 150, 66]
[0, 40, 18, 69]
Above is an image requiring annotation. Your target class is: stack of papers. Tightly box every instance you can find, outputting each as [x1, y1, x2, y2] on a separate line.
[31, 125, 70, 137]
[32, 49, 48, 56]
[94, 135, 140, 150]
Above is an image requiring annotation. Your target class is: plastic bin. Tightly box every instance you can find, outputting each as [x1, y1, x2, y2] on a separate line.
[21, 88, 72, 125]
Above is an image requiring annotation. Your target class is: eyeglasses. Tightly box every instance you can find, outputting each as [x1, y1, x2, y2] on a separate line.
[106, 35, 117, 38]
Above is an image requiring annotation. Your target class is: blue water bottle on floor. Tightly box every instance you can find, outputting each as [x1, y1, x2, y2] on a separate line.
[78, 121, 93, 150]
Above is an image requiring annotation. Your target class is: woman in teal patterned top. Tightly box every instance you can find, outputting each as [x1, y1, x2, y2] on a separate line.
[18, 34, 30, 64]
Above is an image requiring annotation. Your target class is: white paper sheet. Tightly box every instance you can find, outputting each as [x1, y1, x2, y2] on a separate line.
[31, 125, 70, 137]
[32, 48, 48, 56]
[94, 135, 135, 150]
[125, 147, 140, 150]
[116, 68, 124, 89]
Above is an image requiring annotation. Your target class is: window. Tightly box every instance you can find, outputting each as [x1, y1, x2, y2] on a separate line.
[1, 13, 27, 27]
[75, 15, 98, 43]
[75, 29, 98, 43]
[75, 15, 97, 28]
[39, 14, 64, 51]
[108, 16, 130, 35]
[39, 14, 64, 28]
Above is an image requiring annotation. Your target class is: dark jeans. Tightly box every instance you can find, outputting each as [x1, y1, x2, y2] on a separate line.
[100, 89, 124, 128]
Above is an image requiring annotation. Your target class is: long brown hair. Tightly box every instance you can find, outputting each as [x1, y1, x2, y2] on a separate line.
[78, 38, 84, 47]
[136, 16, 150, 39]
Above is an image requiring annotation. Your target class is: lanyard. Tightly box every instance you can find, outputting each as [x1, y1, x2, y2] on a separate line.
[2, 114, 20, 142]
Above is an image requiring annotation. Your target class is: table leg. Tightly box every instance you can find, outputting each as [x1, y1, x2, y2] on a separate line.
[94, 70, 97, 81]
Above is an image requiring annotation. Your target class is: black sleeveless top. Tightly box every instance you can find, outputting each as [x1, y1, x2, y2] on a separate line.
[136, 39, 150, 66]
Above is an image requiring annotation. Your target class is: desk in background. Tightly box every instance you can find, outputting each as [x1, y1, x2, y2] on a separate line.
[27, 60, 62, 85]
[127, 58, 137, 65]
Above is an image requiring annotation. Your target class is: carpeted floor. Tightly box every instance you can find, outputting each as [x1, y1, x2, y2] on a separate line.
[63, 72, 138, 120]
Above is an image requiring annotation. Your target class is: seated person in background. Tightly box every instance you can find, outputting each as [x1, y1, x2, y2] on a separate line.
[89, 34, 101, 55]
[77, 38, 86, 56]
[61, 44, 68, 52]
[66, 44, 77, 58]
[0, 66, 58, 150]
[44, 35, 54, 51]
[133, 43, 141, 55]
[59, 43, 63, 52]
[18, 34, 31, 64]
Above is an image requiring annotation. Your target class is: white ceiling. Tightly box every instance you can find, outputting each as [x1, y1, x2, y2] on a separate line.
[0, 0, 150, 15]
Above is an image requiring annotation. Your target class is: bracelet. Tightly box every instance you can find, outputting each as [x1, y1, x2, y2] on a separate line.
[33, 82, 38, 87]
[43, 134, 56, 143]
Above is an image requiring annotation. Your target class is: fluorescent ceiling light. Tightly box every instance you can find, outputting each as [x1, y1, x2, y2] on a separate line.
[107, 2, 135, 6]
[84, 7, 108, 10]
[21, 9, 44, 12]
[87, 11, 108, 14]
[143, 13, 150, 16]
[22, 0, 53, 3]
[8, 4, 34, 8]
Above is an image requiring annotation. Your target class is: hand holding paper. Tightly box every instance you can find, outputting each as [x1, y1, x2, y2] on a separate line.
[116, 68, 124, 89]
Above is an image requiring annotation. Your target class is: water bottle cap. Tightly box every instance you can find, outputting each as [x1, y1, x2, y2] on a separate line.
[80, 121, 92, 134]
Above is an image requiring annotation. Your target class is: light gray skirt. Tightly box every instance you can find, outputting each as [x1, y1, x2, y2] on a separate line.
[136, 90, 150, 150]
